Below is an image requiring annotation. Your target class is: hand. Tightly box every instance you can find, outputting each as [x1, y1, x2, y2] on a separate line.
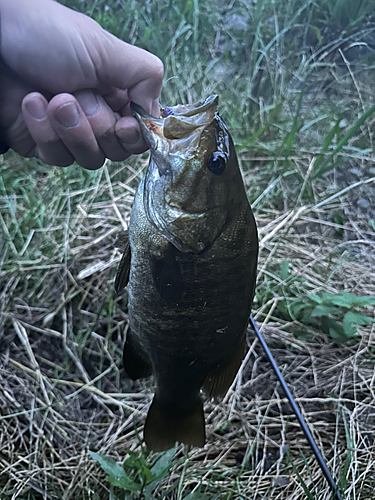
[0, 0, 163, 169]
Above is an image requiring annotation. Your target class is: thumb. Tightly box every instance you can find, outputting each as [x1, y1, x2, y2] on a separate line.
[95, 32, 164, 115]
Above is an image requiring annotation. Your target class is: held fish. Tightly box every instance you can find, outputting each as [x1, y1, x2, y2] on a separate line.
[115, 95, 258, 451]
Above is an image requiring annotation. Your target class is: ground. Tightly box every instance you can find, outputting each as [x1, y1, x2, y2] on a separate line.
[1, 0, 375, 498]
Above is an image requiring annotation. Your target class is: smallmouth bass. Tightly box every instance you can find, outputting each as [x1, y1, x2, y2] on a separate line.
[115, 95, 258, 451]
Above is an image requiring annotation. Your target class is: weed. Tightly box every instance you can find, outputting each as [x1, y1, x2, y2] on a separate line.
[90, 446, 187, 499]
[290, 290, 375, 343]
[268, 260, 375, 343]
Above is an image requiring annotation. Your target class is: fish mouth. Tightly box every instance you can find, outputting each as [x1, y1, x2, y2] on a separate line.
[131, 95, 219, 153]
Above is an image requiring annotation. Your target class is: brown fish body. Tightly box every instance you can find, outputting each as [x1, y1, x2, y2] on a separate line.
[116, 96, 258, 450]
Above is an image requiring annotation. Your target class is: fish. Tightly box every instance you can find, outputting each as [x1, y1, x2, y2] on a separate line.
[115, 95, 258, 451]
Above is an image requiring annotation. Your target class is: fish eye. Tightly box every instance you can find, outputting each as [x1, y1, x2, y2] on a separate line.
[206, 152, 226, 175]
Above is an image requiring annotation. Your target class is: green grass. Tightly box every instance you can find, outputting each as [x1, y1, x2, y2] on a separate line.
[1, 0, 375, 498]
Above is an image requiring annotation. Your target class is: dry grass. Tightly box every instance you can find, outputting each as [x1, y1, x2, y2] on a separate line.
[1, 149, 374, 499]
[2, 0, 375, 497]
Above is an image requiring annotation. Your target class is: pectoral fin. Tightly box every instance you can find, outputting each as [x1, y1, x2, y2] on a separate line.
[202, 333, 246, 399]
[123, 327, 152, 380]
[150, 244, 184, 302]
[144, 397, 205, 451]
[115, 231, 131, 294]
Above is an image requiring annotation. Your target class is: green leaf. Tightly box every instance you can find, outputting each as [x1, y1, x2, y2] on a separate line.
[107, 475, 141, 492]
[294, 329, 313, 341]
[141, 465, 153, 483]
[309, 25, 322, 46]
[143, 28, 152, 42]
[124, 451, 152, 485]
[307, 294, 323, 304]
[320, 292, 338, 304]
[327, 292, 375, 309]
[280, 259, 289, 281]
[328, 291, 356, 308]
[143, 445, 178, 499]
[321, 317, 349, 344]
[238, 121, 271, 150]
[333, 211, 346, 226]
[149, 445, 177, 478]
[329, 326, 349, 344]
[342, 320, 357, 338]
[143, 481, 157, 498]
[350, 296, 375, 308]
[343, 311, 374, 336]
[280, 87, 305, 169]
[89, 451, 126, 479]
[287, 452, 315, 500]
[289, 301, 307, 319]
[89, 451, 140, 492]
[311, 305, 340, 317]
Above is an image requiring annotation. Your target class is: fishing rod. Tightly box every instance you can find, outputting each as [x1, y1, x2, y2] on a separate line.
[249, 315, 342, 500]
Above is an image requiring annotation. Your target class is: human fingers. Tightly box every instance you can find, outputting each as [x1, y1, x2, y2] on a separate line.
[22, 91, 144, 168]
[22, 92, 75, 166]
[74, 89, 132, 162]
[101, 88, 158, 154]
[23, 92, 106, 169]
[46, 93, 106, 170]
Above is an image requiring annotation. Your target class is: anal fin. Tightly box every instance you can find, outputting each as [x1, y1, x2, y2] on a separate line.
[123, 327, 152, 380]
[144, 398, 205, 452]
[202, 333, 246, 399]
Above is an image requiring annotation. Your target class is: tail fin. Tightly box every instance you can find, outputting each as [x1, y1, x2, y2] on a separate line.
[144, 398, 205, 451]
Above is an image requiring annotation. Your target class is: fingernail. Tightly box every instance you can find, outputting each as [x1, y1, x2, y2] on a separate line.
[55, 102, 80, 128]
[25, 98, 46, 120]
[78, 93, 99, 117]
